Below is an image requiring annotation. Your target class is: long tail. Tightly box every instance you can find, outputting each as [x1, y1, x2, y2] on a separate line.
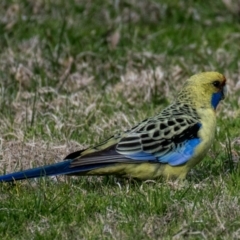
[0, 140, 128, 182]
[0, 160, 100, 182]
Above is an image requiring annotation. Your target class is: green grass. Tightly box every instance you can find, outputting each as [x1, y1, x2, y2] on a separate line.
[0, 0, 240, 239]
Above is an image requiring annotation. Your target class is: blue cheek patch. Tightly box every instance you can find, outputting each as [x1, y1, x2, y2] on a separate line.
[211, 92, 222, 109]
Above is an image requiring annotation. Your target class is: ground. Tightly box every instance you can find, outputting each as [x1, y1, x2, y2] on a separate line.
[0, 0, 240, 239]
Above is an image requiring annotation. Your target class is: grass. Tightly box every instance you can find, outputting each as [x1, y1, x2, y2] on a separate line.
[0, 0, 240, 239]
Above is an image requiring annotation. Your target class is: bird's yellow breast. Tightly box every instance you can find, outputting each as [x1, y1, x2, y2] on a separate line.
[186, 108, 216, 168]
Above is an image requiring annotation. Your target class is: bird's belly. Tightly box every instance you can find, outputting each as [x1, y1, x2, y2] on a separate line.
[87, 163, 189, 180]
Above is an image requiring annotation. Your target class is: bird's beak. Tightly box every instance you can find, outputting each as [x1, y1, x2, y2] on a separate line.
[221, 85, 227, 100]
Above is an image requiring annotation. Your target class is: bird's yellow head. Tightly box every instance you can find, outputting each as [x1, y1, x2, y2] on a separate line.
[177, 72, 227, 109]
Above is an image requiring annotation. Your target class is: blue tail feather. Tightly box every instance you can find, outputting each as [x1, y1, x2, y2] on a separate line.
[0, 160, 113, 182]
[0, 160, 74, 182]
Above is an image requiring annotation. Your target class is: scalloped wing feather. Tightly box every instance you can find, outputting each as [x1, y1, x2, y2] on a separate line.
[70, 103, 202, 167]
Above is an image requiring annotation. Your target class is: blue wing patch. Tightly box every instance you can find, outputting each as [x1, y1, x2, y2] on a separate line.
[123, 152, 157, 161]
[123, 138, 201, 166]
[122, 122, 202, 166]
[157, 138, 201, 166]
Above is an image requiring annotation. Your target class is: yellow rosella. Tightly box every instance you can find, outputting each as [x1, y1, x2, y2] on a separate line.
[0, 72, 227, 182]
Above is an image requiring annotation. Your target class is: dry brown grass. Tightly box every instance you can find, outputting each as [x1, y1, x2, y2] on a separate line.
[0, 1, 240, 239]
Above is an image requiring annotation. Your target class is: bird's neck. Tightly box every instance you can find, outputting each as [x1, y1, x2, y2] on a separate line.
[176, 90, 213, 110]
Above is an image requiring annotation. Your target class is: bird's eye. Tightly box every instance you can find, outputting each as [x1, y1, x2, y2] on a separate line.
[212, 81, 221, 88]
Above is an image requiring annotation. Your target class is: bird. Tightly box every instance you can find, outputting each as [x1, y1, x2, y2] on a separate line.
[0, 72, 227, 182]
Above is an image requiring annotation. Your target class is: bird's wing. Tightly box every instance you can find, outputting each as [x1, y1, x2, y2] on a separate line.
[69, 134, 134, 168]
[69, 104, 201, 167]
[116, 117, 201, 166]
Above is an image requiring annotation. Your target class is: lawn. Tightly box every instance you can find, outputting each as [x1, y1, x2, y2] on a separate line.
[0, 0, 240, 239]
